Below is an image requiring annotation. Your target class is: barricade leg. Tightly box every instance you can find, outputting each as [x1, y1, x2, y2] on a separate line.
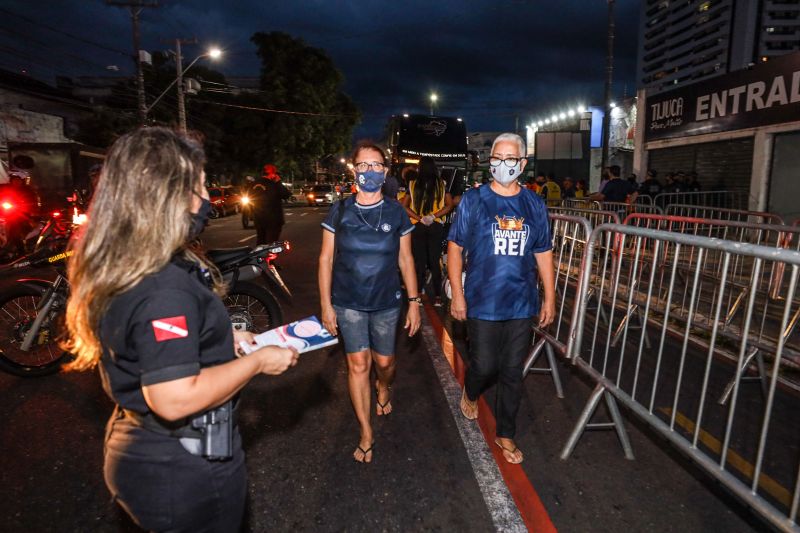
[560, 382, 635, 460]
[611, 304, 638, 347]
[523, 335, 565, 399]
[717, 346, 766, 405]
[545, 342, 564, 399]
[523, 337, 546, 377]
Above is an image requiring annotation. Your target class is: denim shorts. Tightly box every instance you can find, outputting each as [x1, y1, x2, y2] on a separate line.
[333, 305, 402, 355]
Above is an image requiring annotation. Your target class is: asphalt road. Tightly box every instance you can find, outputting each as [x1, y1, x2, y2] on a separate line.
[0, 204, 779, 532]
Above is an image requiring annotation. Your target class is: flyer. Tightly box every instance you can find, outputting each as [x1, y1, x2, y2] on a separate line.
[238, 315, 338, 355]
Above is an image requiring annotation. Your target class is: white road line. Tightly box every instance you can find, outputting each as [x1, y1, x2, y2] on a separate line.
[300, 212, 308, 216]
[286, 212, 295, 216]
[420, 314, 526, 532]
[238, 234, 257, 243]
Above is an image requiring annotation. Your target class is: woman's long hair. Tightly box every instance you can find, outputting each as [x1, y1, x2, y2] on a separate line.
[63, 127, 217, 371]
[411, 157, 442, 215]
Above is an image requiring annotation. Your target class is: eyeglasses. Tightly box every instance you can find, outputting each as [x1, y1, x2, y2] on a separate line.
[489, 157, 520, 167]
[354, 161, 385, 172]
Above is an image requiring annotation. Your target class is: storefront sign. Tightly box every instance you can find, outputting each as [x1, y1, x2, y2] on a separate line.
[645, 52, 800, 142]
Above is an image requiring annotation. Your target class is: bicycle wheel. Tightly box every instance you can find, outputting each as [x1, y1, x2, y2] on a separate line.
[0, 284, 67, 377]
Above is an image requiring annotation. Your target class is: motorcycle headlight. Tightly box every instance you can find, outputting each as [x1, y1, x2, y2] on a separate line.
[241, 196, 250, 205]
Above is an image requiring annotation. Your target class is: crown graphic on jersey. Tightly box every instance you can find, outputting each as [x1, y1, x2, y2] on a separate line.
[495, 215, 524, 231]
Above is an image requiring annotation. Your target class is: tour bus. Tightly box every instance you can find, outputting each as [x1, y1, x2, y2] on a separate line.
[385, 113, 469, 192]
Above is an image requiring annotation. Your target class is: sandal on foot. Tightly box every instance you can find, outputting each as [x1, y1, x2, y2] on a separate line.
[375, 380, 392, 416]
[354, 443, 374, 463]
[494, 439, 523, 464]
[460, 388, 478, 420]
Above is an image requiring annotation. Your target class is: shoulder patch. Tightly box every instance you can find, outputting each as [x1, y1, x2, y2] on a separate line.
[151, 315, 189, 342]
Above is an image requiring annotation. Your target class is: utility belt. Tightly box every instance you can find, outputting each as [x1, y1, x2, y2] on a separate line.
[121, 398, 239, 461]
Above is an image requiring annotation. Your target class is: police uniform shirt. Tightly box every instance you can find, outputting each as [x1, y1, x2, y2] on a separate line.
[321, 197, 413, 311]
[448, 185, 551, 321]
[98, 258, 234, 413]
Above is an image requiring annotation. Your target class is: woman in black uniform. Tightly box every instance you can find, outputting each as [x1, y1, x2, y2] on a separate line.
[63, 127, 298, 532]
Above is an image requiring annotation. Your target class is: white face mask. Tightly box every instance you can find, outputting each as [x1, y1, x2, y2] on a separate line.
[491, 161, 522, 185]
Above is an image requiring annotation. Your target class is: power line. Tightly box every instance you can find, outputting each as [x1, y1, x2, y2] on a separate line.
[194, 100, 355, 118]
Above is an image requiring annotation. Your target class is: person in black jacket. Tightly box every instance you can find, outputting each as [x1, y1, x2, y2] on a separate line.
[251, 164, 292, 244]
[62, 127, 298, 532]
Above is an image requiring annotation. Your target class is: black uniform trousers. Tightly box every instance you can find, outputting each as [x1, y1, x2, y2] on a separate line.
[411, 221, 445, 298]
[465, 317, 533, 438]
[104, 412, 247, 533]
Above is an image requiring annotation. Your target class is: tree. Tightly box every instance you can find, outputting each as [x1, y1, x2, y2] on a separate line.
[250, 31, 360, 178]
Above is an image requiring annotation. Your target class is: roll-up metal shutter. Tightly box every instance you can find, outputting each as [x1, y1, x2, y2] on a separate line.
[647, 137, 754, 191]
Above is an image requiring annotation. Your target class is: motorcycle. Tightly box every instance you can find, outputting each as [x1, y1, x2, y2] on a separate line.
[240, 194, 252, 229]
[0, 214, 292, 377]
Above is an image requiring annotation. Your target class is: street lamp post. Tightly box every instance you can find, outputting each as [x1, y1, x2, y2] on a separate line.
[146, 44, 221, 131]
[601, 0, 616, 172]
[430, 93, 438, 116]
[175, 39, 187, 133]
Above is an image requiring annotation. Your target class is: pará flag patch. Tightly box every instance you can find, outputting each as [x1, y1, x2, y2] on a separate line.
[151, 316, 189, 342]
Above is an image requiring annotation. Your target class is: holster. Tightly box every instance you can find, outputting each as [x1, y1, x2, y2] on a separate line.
[121, 398, 238, 461]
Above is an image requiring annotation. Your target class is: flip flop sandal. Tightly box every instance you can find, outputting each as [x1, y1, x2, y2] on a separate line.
[375, 380, 392, 416]
[355, 443, 374, 463]
[494, 439, 524, 464]
[460, 389, 478, 420]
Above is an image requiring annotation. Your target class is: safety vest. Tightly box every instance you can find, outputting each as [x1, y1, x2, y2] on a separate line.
[408, 179, 445, 223]
[541, 182, 562, 206]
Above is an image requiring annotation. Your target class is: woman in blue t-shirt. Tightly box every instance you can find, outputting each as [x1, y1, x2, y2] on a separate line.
[318, 142, 421, 463]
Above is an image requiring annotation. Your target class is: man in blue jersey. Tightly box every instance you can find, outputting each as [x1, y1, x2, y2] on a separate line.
[447, 133, 555, 464]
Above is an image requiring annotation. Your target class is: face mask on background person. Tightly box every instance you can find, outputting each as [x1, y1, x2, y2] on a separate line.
[189, 196, 213, 240]
[491, 161, 522, 185]
[356, 170, 385, 193]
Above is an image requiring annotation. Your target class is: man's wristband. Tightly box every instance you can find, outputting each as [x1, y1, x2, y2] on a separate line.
[407, 296, 422, 304]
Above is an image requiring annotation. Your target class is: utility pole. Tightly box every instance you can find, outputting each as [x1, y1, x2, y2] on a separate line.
[107, 1, 158, 126]
[173, 38, 197, 133]
[601, 0, 615, 172]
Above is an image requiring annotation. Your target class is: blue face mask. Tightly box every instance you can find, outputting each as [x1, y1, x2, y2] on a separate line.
[356, 170, 385, 193]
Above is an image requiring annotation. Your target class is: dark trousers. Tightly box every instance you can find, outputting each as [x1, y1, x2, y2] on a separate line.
[411, 221, 445, 298]
[104, 414, 247, 532]
[255, 218, 283, 245]
[465, 318, 533, 438]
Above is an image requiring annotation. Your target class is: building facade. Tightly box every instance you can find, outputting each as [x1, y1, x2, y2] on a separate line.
[633, 51, 800, 221]
[638, 0, 800, 93]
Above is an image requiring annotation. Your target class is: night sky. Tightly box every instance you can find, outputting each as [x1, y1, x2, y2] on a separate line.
[0, 0, 640, 139]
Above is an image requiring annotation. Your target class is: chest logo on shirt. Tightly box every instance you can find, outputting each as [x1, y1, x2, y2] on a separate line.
[151, 315, 189, 342]
[492, 215, 529, 256]
[381, 223, 391, 232]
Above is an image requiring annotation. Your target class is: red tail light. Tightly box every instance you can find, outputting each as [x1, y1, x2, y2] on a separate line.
[1, 201, 13, 211]
[52, 211, 61, 217]
[267, 253, 278, 262]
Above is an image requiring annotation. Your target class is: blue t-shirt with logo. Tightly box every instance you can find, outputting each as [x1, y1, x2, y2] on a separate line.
[322, 197, 414, 311]
[448, 185, 551, 321]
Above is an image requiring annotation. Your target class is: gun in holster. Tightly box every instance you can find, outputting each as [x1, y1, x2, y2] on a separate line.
[189, 400, 233, 460]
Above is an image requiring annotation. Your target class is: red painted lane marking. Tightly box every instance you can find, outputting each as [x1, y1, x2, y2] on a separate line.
[424, 305, 558, 533]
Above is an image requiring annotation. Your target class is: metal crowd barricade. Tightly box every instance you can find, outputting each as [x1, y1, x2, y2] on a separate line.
[523, 213, 593, 397]
[561, 223, 800, 532]
[653, 190, 749, 209]
[600, 201, 663, 222]
[561, 198, 601, 210]
[666, 204, 785, 225]
[621, 213, 800, 403]
[548, 206, 620, 229]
